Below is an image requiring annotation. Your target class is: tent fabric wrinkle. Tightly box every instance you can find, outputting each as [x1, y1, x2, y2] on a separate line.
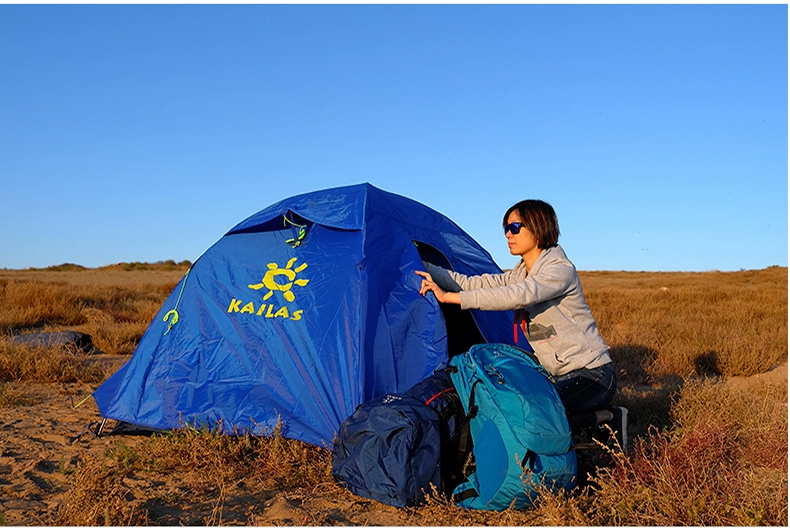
[92, 183, 530, 447]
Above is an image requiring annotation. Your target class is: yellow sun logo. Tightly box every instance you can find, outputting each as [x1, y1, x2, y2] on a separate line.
[248, 257, 309, 302]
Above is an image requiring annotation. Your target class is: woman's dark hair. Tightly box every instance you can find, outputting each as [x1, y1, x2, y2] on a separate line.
[503, 200, 560, 249]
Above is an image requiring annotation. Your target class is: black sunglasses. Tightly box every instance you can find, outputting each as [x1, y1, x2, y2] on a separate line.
[503, 222, 525, 235]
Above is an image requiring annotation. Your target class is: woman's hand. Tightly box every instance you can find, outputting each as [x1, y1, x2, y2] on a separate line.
[415, 270, 460, 305]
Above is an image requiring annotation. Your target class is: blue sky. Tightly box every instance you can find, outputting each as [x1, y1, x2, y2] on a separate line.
[1, 4, 787, 272]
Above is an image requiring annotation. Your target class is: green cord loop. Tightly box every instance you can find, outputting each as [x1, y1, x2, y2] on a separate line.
[284, 214, 307, 247]
[163, 268, 191, 335]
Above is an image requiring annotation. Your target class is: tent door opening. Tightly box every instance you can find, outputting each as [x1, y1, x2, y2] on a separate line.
[414, 241, 486, 357]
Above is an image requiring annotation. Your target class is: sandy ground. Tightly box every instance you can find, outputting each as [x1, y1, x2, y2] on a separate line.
[0, 381, 113, 525]
[0, 356, 427, 526]
[0, 358, 786, 525]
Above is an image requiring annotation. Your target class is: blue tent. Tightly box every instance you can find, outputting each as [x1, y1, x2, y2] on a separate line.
[93, 183, 530, 447]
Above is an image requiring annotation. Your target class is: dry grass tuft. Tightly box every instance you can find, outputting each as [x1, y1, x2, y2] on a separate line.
[0, 280, 85, 332]
[140, 421, 334, 491]
[0, 340, 110, 384]
[0, 381, 28, 406]
[0, 278, 179, 354]
[671, 377, 788, 471]
[55, 445, 152, 526]
[57, 424, 335, 525]
[581, 266, 788, 378]
[573, 378, 788, 526]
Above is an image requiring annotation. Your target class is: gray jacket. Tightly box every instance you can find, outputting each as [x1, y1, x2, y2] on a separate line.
[425, 245, 611, 377]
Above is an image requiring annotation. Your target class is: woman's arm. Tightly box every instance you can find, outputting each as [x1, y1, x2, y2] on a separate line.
[424, 262, 517, 291]
[416, 262, 525, 307]
[459, 260, 575, 311]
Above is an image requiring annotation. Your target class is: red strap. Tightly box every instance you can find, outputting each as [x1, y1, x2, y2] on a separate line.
[513, 311, 519, 343]
[513, 309, 528, 343]
[425, 387, 455, 406]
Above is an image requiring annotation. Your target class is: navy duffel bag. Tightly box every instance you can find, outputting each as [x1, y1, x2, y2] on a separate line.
[331, 370, 465, 508]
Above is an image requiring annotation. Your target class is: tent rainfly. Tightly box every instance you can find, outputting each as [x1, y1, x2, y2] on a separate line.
[93, 183, 530, 447]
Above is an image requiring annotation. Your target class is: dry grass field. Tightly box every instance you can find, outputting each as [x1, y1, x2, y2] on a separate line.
[0, 263, 786, 525]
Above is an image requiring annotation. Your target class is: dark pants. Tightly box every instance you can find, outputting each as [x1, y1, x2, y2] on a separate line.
[553, 362, 617, 436]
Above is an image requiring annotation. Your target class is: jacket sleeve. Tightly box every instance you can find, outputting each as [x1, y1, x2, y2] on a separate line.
[458, 258, 576, 311]
[424, 262, 513, 293]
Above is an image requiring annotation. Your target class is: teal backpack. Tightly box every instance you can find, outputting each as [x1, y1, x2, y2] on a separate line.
[448, 343, 577, 510]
